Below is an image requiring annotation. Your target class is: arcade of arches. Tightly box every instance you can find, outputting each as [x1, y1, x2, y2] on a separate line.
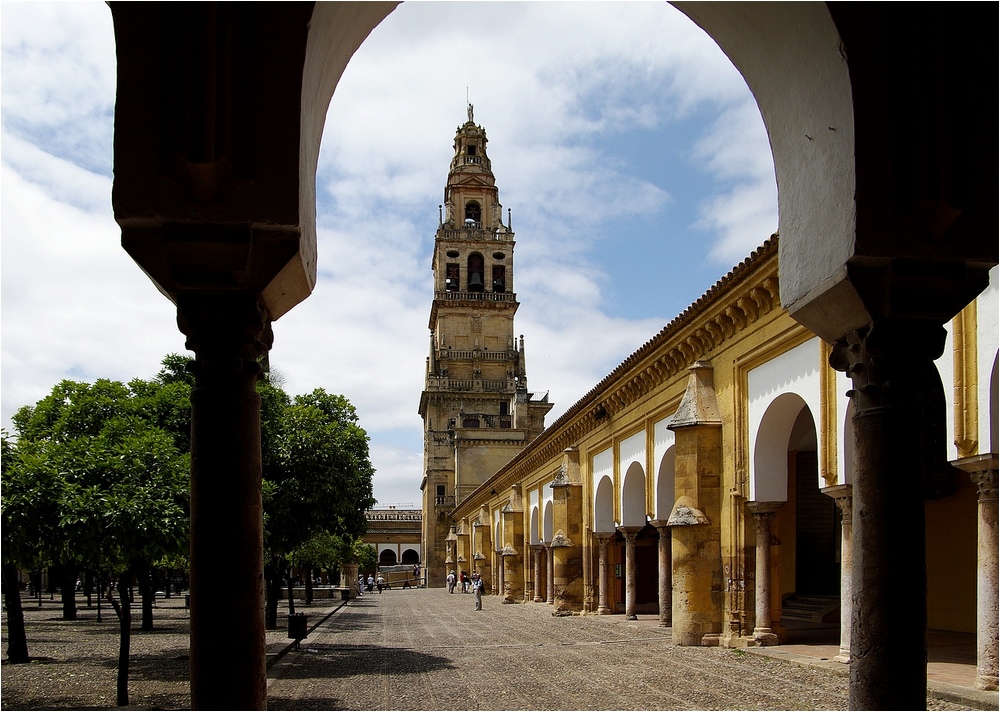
[107, 4, 996, 710]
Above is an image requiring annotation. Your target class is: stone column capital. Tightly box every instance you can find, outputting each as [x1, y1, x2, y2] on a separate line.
[593, 531, 616, 542]
[649, 519, 670, 531]
[616, 525, 642, 542]
[954, 454, 999, 500]
[745, 501, 784, 517]
[822, 484, 854, 518]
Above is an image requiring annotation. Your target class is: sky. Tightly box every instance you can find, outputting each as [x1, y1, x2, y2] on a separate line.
[1, 1, 777, 507]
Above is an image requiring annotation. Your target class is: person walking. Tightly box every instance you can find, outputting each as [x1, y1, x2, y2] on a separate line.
[460, 570, 469, 593]
[357, 574, 364, 597]
[376, 574, 386, 594]
[446, 570, 456, 593]
[472, 573, 483, 611]
[366, 574, 375, 593]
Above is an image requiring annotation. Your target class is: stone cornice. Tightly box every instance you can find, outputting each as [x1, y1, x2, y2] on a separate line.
[452, 235, 780, 520]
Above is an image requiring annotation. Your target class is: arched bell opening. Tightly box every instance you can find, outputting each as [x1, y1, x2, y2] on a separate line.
[467, 253, 485, 292]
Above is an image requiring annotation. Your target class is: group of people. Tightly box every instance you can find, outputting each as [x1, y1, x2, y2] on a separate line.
[446, 569, 485, 610]
[356, 573, 387, 596]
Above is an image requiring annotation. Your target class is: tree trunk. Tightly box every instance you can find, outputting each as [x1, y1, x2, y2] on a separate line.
[264, 566, 281, 630]
[84, 570, 93, 608]
[2, 563, 30, 663]
[285, 568, 296, 617]
[108, 573, 132, 707]
[58, 564, 77, 621]
[136, 567, 155, 631]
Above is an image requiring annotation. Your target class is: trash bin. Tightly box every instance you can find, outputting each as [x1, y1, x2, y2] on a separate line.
[287, 612, 307, 649]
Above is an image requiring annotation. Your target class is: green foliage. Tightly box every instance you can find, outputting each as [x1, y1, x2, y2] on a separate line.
[261, 385, 376, 560]
[353, 541, 377, 574]
[288, 531, 352, 572]
[1, 371, 190, 579]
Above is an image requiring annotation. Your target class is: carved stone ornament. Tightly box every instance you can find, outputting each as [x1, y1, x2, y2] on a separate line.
[666, 498, 710, 527]
[550, 529, 574, 548]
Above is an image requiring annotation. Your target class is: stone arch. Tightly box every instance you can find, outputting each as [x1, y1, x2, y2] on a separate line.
[529, 506, 540, 545]
[542, 500, 553, 542]
[621, 461, 647, 527]
[655, 446, 676, 521]
[594, 475, 615, 534]
[401, 549, 419, 566]
[991, 352, 998, 454]
[751, 392, 812, 502]
[378, 549, 397, 566]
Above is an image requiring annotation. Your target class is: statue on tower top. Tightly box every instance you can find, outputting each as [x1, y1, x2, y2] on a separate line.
[467, 103, 474, 124]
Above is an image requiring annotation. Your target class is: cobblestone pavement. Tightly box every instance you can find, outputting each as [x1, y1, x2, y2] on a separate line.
[1, 589, 988, 710]
[265, 589, 955, 711]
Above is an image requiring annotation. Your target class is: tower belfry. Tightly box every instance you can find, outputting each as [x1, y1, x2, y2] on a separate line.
[419, 109, 553, 584]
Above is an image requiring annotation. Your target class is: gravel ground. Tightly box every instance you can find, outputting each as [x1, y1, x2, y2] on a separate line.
[0, 590, 982, 710]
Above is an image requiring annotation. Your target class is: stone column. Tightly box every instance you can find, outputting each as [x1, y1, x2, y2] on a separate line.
[546, 544, 555, 604]
[532, 545, 544, 602]
[474, 520, 493, 596]
[822, 484, 853, 663]
[179, 294, 271, 711]
[745, 501, 782, 645]
[550, 452, 585, 614]
[830, 319, 948, 710]
[956, 455, 999, 691]
[495, 547, 504, 597]
[651, 521, 672, 627]
[594, 533, 614, 615]
[618, 526, 642, 620]
[340, 562, 360, 599]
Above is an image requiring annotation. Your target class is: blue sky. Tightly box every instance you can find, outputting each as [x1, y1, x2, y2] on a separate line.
[1, 1, 777, 506]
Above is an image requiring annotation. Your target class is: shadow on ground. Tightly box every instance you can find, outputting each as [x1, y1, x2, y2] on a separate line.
[274, 644, 455, 681]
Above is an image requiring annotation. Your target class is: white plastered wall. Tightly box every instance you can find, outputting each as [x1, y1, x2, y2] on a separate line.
[653, 416, 676, 519]
[592, 447, 614, 532]
[978, 266, 999, 454]
[748, 338, 823, 501]
[618, 430, 647, 526]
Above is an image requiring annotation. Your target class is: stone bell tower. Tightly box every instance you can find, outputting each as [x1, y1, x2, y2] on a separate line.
[419, 106, 553, 585]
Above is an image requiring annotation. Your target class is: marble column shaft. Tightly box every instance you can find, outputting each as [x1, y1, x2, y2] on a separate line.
[746, 502, 782, 645]
[619, 527, 641, 621]
[652, 522, 672, 627]
[595, 534, 613, 615]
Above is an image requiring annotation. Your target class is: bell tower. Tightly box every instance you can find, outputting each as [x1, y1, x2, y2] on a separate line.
[419, 107, 553, 585]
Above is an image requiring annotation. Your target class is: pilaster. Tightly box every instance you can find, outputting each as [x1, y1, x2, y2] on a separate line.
[551, 449, 584, 614]
[667, 362, 724, 646]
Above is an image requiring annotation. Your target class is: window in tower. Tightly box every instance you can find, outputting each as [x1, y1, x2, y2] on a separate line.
[467, 145, 477, 156]
[445, 263, 459, 292]
[499, 401, 511, 428]
[464, 202, 481, 227]
[492, 265, 506, 293]
[467, 253, 485, 292]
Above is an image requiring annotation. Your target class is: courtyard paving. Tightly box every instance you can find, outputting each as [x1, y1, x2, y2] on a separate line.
[2, 588, 995, 710]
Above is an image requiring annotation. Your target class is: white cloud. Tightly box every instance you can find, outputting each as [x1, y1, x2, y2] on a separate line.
[2, 2, 777, 506]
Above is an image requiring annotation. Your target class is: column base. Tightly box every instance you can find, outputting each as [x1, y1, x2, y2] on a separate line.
[626, 614, 638, 621]
[597, 606, 611, 615]
[752, 628, 779, 646]
[834, 651, 851, 664]
[975, 673, 998, 692]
